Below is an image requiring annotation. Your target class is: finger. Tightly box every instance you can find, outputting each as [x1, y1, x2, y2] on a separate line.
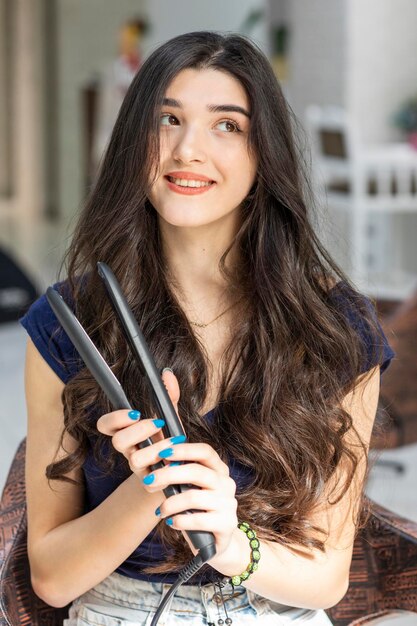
[164, 511, 236, 534]
[96, 368, 180, 436]
[141, 463, 232, 493]
[97, 409, 148, 436]
[133, 442, 230, 477]
[161, 369, 180, 413]
[158, 490, 237, 519]
[128, 433, 187, 468]
[146, 368, 187, 444]
[160, 369, 188, 437]
[111, 418, 167, 455]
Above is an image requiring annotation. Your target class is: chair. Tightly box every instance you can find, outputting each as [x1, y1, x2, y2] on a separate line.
[1, 440, 417, 625]
[366, 288, 417, 477]
[305, 104, 417, 301]
[375, 289, 417, 449]
[326, 502, 417, 625]
[0, 440, 69, 625]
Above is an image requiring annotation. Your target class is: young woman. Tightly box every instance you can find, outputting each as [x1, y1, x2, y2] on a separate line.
[20, 31, 394, 625]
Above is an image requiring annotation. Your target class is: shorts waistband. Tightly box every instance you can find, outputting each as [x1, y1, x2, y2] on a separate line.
[86, 571, 254, 618]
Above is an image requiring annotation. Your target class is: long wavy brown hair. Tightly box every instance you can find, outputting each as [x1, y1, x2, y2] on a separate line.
[47, 31, 385, 578]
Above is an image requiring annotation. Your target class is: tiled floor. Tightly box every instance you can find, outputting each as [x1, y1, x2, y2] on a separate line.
[1, 219, 417, 626]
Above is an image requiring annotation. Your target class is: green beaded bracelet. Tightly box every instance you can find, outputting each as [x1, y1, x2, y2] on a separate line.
[227, 521, 261, 588]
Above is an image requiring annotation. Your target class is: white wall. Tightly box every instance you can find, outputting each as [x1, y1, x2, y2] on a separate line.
[0, 0, 45, 222]
[56, 0, 147, 221]
[287, 0, 347, 120]
[288, 0, 417, 142]
[0, 0, 10, 196]
[347, 0, 417, 143]
[269, 0, 290, 25]
[143, 0, 269, 58]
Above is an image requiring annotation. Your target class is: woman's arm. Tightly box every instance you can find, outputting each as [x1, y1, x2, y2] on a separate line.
[210, 365, 381, 610]
[25, 338, 165, 608]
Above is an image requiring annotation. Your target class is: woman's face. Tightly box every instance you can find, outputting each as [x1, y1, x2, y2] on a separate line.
[147, 68, 257, 231]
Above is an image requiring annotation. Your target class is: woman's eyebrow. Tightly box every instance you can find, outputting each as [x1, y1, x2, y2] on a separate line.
[161, 97, 251, 119]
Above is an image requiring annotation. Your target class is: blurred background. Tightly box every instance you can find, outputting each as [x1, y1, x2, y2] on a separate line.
[1, 0, 417, 522]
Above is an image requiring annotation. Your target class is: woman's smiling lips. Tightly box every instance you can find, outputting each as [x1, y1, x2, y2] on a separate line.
[164, 171, 216, 195]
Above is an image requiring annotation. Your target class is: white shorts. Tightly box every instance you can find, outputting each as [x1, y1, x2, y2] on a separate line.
[63, 571, 333, 625]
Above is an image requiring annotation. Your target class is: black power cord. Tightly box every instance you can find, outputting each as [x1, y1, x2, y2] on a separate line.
[150, 551, 209, 625]
[150, 540, 217, 624]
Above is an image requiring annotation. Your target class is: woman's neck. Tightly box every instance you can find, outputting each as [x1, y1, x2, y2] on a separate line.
[159, 218, 240, 316]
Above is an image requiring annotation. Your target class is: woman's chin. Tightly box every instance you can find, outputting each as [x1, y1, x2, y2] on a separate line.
[157, 211, 213, 229]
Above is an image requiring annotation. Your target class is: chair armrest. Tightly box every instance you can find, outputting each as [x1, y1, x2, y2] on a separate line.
[326, 498, 417, 625]
[370, 500, 417, 542]
[0, 439, 27, 625]
[0, 439, 69, 625]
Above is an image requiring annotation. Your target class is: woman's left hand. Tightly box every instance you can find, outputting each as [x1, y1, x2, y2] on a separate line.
[141, 369, 239, 562]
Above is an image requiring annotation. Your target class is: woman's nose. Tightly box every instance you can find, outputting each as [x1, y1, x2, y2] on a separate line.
[172, 126, 207, 163]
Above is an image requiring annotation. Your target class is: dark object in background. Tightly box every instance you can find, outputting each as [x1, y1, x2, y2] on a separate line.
[0, 248, 39, 324]
[374, 290, 417, 450]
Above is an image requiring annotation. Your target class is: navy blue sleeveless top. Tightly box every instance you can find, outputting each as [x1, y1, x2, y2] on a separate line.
[19, 280, 395, 585]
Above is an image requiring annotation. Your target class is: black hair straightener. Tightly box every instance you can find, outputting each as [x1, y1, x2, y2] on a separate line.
[46, 262, 217, 625]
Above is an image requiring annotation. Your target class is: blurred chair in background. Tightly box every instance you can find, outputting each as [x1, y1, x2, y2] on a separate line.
[373, 288, 417, 456]
[306, 104, 417, 475]
[305, 104, 417, 302]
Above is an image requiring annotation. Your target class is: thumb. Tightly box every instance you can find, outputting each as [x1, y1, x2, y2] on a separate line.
[161, 367, 180, 414]
[151, 368, 182, 445]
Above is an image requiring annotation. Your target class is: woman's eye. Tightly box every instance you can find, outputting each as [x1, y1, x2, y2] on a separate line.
[216, 120, 241, 133]
[160, 114, 178, 126]
[160, 115, 241, 133]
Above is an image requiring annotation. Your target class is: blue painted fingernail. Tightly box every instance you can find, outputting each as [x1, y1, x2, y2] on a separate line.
[158, 447, 173, 459]
[170, 435, 187, 444]
[165, 517, 173, 526]
[143, 473, 155, 485]
[128, 410, 141, 420]
[170, 461, 181, 467]
[153, 419, 165, 428]
[162, 367, 174, 374]
[155, 506, 161, 516]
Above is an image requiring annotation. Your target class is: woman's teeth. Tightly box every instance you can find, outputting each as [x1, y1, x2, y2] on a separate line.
[168, 176, 213, 188]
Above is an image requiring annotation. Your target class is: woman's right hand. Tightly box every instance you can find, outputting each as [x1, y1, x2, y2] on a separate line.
[96, 369, 182, 483]
[96, 411, 167, 477]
